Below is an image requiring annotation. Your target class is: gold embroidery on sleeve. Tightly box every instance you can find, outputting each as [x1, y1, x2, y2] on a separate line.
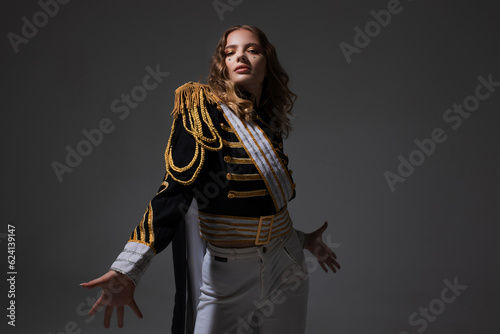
[129, 203, 155, 248]
[147, 203, 154, 247]
[139, 208, 147, 243]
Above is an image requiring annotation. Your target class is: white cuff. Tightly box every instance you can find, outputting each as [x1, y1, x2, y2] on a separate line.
[110, 241, 155, 286]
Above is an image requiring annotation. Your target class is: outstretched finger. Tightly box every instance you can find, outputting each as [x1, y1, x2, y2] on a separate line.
[117, 306, 124, 328]
[332, 258, 341, 270]
[325, 260, 337, 273]
[88, 297, 104, 316]
[104, 305, 113, 329]
[327, 258, 341, 272]
[330, 250, 337, 259]
[80, 275, 109, 289]
[128, 300, 144, 319]
[319, 261, 328, 273]
[80, 280, 101, 289]
[315, 221, 328, 235]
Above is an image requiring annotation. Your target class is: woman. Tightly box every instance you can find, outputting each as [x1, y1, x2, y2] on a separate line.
[81, 25, 340, 334]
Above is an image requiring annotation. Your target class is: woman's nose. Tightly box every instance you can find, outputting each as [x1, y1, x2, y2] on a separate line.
[235, 51, 247, 62]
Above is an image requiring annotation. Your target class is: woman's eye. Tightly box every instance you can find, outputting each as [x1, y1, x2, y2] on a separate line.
[225, 51, 234, 56]
[248, 49, 259, 54]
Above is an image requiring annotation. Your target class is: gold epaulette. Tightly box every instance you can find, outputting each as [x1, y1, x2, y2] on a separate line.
[171, 81, 219, 116]
[164, 82, 223, 186]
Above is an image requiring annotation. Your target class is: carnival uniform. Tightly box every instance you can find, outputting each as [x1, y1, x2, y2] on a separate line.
[110, 82, 309, 334]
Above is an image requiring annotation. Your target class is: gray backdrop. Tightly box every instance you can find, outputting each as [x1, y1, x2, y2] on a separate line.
[2, 0, 499, 333]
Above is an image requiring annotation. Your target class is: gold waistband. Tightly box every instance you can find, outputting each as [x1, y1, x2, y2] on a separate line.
[198, 207, 292, 245]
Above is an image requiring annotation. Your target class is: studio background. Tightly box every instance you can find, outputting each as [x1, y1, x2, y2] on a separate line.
[1, 0, 499, 333]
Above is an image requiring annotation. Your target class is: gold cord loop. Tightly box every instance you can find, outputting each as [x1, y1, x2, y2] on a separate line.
[164, 83, 223, 185]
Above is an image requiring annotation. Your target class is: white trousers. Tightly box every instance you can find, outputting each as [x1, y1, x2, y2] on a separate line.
[193, 229, 309, 334]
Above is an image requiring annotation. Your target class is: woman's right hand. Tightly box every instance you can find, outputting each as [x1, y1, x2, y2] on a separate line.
[80, 270, 143, 328]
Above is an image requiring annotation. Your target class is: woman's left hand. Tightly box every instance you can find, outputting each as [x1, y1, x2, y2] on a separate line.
[303, 221, 341, 274]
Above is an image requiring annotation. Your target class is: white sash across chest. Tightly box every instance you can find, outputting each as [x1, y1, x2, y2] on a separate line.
[219, 103, 293, 211]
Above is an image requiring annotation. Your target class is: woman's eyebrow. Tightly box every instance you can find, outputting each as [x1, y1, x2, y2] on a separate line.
[224, 42, 261, 50]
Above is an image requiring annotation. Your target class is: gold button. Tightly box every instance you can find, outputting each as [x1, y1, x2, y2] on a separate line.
[224, 156, 231, 162]
[226, 173, 232, 180]
[228, 192, 235, 199]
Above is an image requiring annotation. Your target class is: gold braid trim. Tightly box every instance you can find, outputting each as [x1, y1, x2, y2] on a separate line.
[165, 82, 223, 186]
[171, 82, 219, 116]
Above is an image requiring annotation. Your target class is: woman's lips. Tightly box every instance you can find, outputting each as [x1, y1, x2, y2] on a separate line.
[235, 66, 251, 73]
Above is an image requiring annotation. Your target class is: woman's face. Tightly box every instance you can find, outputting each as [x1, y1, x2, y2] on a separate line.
[224, 29, 266, 95]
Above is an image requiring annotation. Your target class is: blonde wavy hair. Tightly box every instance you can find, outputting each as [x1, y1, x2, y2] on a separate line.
[208, 25, 296, 138]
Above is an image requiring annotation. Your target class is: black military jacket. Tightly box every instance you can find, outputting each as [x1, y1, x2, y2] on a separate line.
[124, 82, 296, 333]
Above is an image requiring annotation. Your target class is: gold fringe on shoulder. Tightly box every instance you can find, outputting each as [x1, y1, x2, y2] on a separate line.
[164, 82, 223, 186]
[171, 81, 219, 116]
